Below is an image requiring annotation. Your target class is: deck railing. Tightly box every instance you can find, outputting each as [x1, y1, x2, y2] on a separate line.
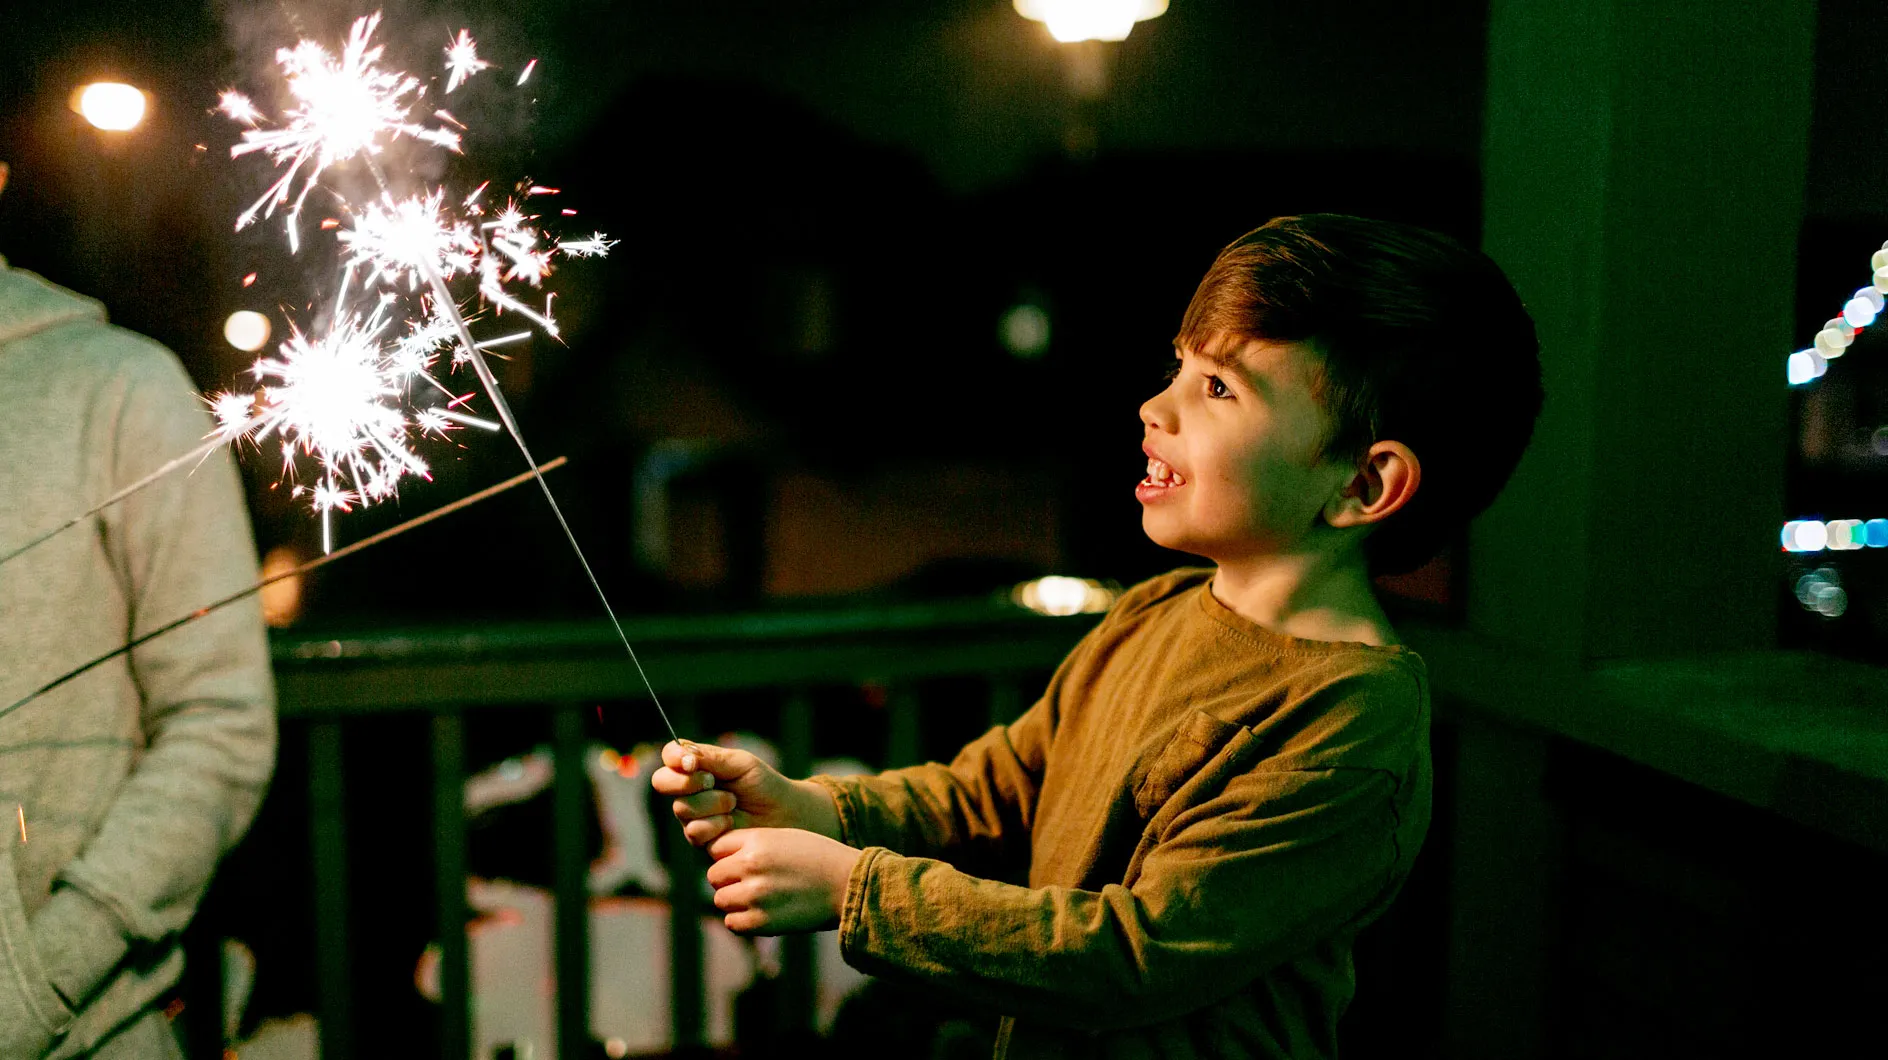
[260, 598, 1098, 1060]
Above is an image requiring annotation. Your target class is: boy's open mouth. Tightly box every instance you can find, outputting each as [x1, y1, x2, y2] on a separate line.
[1141, 457, 1186, 489]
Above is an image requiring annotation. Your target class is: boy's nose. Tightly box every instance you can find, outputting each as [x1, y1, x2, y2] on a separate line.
[1140, 391, 1171, 432]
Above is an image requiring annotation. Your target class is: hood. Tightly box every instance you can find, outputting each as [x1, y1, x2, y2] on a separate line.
[0, 255, 107, 352]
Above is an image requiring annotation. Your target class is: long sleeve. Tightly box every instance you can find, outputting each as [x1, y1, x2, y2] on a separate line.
[36, 348, 276, 1000]
[814, 702, 1052, 877]
[836, 763, 1407, 1031]
[806, 611, 1116, 876]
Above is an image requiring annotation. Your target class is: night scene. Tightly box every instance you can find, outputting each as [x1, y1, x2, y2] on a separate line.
[1, 1, 1885, 1058]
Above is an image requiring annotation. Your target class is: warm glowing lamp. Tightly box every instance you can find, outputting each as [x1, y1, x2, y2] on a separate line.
[1014, 0, 1168, 43]
[72, 82, 148, 132]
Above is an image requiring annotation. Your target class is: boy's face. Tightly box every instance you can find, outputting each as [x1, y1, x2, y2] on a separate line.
[1138, 334, 1359, 563]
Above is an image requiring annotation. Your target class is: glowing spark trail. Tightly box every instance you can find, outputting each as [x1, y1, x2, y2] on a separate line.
[443, 29, 491, 93]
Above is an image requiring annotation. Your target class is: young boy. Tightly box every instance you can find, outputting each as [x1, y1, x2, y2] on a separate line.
[652, 214, 1542, 1058]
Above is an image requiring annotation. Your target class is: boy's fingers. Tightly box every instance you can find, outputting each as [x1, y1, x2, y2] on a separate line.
[724, 910, 764, 935]
[706, 830, 748, 861]
[683, 816, 730, 846]
[650, 766, 716, 796]
[712, 880, 762, 913]
[670, 790, 736, 821]
[662, 740, 707, 775]
[662, 740, 752, 782]
[705, 856, 740, 889]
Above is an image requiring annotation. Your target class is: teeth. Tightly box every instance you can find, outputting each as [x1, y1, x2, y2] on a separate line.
[1144, 458, 1184, 486]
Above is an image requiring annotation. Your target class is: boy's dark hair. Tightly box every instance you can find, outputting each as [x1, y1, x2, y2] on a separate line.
[1177, 214, 1543, 576]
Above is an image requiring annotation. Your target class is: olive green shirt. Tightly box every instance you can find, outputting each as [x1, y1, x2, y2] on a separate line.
[815, 568, 1430, 1059]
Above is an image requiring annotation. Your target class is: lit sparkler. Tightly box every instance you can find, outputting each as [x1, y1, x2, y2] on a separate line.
[212, 302, 483, 552]
[216, 11, 676, 741]
[226, 13, 461, 252]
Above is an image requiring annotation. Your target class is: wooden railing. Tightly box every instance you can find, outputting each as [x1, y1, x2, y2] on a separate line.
[262, 599, 1098, 1060]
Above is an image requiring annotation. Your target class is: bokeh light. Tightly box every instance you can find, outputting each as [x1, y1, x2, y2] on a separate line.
[1786, 350, 1826, 386]
[1000, 303, 1051, 360]
[258, 545, 306, 627]
[1782, 520, 1828, 553]
[223, 310, 273, 353]
[1012, 575, 1119, 616]
[1794, 567, 1849, 618]
[73, 82, 147, 131]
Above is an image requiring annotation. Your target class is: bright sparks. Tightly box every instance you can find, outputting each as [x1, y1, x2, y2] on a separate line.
[443, 30, 491, 94]
[228, 14, 462, 250]
[210, 303, 486, 543]
[340, 190, 482, 291]
[218, 90, 261, 125]
[219, 11, 611, 539]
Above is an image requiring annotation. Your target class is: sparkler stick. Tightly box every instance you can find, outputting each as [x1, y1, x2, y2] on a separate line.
[0, 421, 257, 566]
[412, 236, 684, 748]
[215, 15, 682, 743]
[0, 457, 643, 730]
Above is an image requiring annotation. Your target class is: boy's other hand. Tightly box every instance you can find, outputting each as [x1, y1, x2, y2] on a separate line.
[704, 828, 861, 936]
[652, 740, 842, 846]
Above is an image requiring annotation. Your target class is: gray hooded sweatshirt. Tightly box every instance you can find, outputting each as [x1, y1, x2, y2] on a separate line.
[0, 259, 275, 1057]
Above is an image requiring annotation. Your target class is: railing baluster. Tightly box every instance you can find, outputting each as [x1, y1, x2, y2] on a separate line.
[778, 690, 816, 1038]
[432, 712, 470, 1060]
[551, 704, 592, 1060]
[887, 684, 921, 769]
[308, 720, 354, 1060]
[987, 674, 1024, 729]
[667, 696, 705, 1052]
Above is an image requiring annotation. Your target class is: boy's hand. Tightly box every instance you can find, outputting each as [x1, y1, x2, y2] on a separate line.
[705, 828, 862, 936]
[652, 741, 843, 846]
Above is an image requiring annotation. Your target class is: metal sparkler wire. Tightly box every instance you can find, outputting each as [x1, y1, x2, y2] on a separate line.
[354, 144, 680, 746]
[0, 456, 603, 726]
[0, 420, 260, 566]
[412, 241, 683, 747]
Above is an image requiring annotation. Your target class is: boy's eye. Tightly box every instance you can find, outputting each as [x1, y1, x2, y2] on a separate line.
[1205, 375, 1231, 399]
[1163, 361, 1183, 383]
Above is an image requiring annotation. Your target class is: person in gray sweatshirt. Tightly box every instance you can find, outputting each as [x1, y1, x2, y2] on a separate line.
[0, 166, 277, 1059]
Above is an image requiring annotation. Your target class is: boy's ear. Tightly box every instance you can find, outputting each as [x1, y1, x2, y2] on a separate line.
[1324, 441, 1421, 529]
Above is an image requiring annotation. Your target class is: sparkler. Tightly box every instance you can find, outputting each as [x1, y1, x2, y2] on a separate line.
[224, 12, 461, 252]
[218, 14, 679, 742]
[212, 299, 488, 552]
[0, 458, 569, 725]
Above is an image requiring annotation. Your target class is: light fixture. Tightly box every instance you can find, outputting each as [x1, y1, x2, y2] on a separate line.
[1014, 0, 1168, 43]
[72, 82, 148, 132]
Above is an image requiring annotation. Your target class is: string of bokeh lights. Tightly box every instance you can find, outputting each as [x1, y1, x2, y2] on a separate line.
[1780, 241, 1886, 583]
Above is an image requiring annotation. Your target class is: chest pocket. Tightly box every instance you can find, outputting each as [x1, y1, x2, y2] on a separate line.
[1133, 709, 1247, 819]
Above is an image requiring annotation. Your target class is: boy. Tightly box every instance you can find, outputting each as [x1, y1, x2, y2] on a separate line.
[652, 214, 1542, 1058]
